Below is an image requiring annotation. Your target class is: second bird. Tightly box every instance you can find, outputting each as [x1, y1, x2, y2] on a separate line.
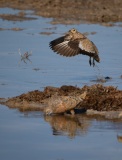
[49, 28, 100, 67]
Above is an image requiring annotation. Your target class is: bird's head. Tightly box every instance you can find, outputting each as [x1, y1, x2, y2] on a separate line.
[65, 28, 78, 40]
[69, 28, 77, 34]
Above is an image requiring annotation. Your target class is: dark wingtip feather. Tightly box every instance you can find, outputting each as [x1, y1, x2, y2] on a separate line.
[49, 36, 65, 49]
[49, 41, 54, 51]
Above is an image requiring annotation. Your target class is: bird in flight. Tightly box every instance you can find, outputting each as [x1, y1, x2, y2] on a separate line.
[49, 28, 100, 67]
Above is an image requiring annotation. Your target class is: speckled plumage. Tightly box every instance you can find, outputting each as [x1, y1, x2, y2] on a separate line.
[49, 28, 100, 66]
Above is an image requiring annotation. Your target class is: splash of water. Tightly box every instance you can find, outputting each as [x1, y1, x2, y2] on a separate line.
[93, 65, 106, 83]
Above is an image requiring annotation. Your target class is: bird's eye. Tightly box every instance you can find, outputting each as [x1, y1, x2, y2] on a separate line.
[71, 29, 76, 33]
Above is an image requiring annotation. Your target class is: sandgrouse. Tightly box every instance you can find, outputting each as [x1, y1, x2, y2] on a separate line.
[49, 28, 100, 67]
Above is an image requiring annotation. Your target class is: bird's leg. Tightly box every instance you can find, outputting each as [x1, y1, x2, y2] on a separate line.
[89, 57, 92, 66]
[93, 58, 95, 67]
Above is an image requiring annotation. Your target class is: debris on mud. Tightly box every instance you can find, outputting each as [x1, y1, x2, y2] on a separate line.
[91, 76, 112, 83]
[40, 31, 55, 35]
[0, 14, 36, 21]
[0, 11, 37, 21]
[0, 84, 122, 119]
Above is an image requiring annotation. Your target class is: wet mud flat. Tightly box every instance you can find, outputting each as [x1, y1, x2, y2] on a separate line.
[0, 84, 122, 119]
[0, 0, 122, 25]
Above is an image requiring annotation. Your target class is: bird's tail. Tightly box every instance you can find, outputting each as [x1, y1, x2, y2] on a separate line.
[94, 54, 100, 63]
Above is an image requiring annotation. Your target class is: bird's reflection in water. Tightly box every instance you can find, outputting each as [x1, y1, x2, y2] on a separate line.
[23, 112, 122, 141]
[44, 114, 122, 141]
[44, 114, 91, 139]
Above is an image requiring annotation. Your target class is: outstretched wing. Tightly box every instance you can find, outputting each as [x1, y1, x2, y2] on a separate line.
[49, 36, 100, 62]
[77, 38, 100, 62]
[49, 36, 81, 57]
[77, 38, 98, 56]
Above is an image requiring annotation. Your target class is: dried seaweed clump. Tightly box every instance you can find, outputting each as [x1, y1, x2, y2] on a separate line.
[78, 84, 122, 111]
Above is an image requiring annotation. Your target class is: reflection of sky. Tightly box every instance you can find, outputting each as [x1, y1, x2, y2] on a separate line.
[0, 106, 122, 160]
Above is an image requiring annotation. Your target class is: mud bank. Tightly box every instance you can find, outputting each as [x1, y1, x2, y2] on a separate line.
[0, 84, 122, 119]
[0, 0, 122, 24]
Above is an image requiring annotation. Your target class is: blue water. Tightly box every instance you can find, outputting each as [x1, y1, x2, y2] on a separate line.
[0, 8, 122, 160]
[0, 106, 122, 160]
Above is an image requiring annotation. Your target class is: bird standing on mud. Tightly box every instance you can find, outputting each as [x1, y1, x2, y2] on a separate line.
[49, 28, 100, 67]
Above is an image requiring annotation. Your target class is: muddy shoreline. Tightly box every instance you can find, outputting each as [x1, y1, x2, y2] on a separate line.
[0, 0, 122, 24]
[0, 84, 122, 119]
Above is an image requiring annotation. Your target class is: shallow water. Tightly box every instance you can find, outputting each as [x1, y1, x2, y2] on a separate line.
[0, 106, 122, 160]
[0, 8, 122, 160]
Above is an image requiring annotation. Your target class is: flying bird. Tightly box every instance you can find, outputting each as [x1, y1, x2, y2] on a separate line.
[49, 28, 100, 67]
